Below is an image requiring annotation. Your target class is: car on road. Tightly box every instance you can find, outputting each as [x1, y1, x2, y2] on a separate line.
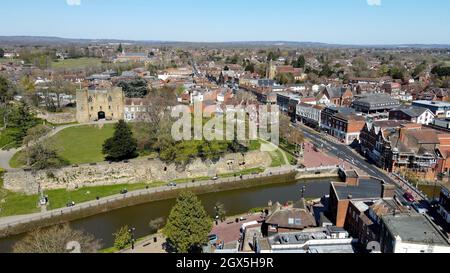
[212, 176, 219, 181]
[411, 203, 428, 214]
[404, 191, 416, 203]
[120, 189, 128, 194]
[66, 201, 75, 207]
[167, 182, 177, 187]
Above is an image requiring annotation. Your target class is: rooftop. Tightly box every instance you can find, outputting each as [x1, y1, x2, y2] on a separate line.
[413, 100, 450, 108]
[332, 177, 384, 200]
[382, 214, 450, 246]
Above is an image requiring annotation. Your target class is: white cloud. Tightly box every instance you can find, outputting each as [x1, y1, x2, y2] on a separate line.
[367, 0, 381, 6]
[66, 0, 81, 6]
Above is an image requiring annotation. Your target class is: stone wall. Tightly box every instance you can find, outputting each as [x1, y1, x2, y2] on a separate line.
[3, 151, 272, 195]
[36, 110, 77, 124]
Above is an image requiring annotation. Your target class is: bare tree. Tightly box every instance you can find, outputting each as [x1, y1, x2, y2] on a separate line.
[13, 224, 101, 253]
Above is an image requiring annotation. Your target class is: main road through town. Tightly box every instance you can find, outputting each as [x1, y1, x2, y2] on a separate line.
[296, 123, 423, 203]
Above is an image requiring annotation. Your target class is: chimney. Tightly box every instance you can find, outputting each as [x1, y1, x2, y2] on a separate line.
[382, 183, 396, 198]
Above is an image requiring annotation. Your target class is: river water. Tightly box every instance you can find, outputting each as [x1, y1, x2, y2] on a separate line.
[0, 176, 333, 253]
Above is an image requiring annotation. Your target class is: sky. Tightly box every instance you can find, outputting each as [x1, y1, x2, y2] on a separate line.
[1, 0, 450, 44]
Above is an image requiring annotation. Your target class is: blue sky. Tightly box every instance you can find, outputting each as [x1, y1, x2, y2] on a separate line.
[1, 0, 450, 44]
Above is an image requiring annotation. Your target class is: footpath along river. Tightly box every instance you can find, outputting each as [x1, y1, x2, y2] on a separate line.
[0, 174, 335, 252]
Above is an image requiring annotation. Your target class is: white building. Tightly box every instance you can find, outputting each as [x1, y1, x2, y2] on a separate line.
[296, 103, 324, 128]
[124, 98, 148, 121]
[380, 214, 450, 253]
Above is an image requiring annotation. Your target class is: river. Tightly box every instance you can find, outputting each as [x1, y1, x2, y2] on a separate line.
[0, 176, 333, 253]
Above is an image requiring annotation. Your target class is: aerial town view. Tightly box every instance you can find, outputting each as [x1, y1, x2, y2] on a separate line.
[0, 0, 450, 265]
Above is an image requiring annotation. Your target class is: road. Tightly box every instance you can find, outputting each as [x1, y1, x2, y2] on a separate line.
[296, 123, 420, 204]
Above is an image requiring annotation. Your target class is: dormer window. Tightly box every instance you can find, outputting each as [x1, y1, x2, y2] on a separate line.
[88, 96, 93, 103]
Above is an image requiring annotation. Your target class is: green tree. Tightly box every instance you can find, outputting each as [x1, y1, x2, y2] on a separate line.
[0, 76, 14, 104]
[117, 43, 123, 53]
[7, 103, 40, 146]
[117, 78, 149, 98]
[113, 225, 132, 250]
[163, 191, 213, 253]
[103, 120, 138, 161]
[293, 55, 306, 68]
[0, 48, 4, 58]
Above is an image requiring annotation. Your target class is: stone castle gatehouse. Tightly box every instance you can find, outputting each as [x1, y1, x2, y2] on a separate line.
[76, 87, 125, 123]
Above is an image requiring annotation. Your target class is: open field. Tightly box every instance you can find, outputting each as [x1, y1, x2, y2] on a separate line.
[51, 57, 103, 70]
[51, 124, 114, 165]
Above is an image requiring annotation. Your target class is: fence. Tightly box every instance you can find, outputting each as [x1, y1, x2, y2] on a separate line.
[390, 173, 429, 201]
[0, 169, 294, 231]
[296, 165, 340, 173]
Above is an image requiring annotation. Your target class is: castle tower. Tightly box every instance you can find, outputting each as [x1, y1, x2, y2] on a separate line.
[76, 87, 125, 123]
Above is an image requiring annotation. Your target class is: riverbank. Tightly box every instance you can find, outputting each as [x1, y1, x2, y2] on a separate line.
[0, 170, 300, 239]
[0, 176, 334, 252]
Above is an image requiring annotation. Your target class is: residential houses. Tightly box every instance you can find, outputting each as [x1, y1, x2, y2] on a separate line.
[316, 87, 353, 107]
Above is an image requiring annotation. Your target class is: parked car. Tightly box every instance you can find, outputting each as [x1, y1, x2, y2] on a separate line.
[404, 191, 415, 203]
[208, 234, 218, 244]
[212, 176, 219, 181]
[411, 203, 428, 214]
[66, 201, 75, 207]
[120, 189, 128, 194]
[167, 182, 177, 187]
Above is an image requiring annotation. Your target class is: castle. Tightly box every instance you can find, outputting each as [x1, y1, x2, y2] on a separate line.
[76, 87, 125, 123]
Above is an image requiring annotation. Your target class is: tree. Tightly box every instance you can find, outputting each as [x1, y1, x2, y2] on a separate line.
[113, 225, 132, 250]
[0, 76, 14, 105]
[117, 78, 149, 98]
[431, 65, 450, 77]
[13, 224, 101, 253]
[23, 124, 51, 148]
[7, 103, 40, 146]
[163, 191, 213, 253]
[0, 48, 4, 58]
[46, 75, 76, 111]
[117, 43, 123, 53]
[103, 120, 138, 161]
[280, 114, 304, 153]
[24, 142, 68, 170]
[293, 55, 306, 68]
[214, 202, 226, 222]
[149, 217, 165, 234]
[389, 66, 406, 80]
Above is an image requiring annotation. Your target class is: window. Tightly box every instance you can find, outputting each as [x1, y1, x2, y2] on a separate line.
[88, 96, 93, 103]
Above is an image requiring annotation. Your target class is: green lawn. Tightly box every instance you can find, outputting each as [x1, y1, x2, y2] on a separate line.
[51, 124, 115, 164]
[44, 182, 166, 210]
[218, 167, 265, 178]
[269, 149, 286, 167]
[51, 57, 103, 70]
[0, 128, 20, 149]
[0, 171, 40, 217]
[248, 140, 262, 151]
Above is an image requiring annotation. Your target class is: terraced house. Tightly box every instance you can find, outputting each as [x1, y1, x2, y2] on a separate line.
[320, 106, 366, 145]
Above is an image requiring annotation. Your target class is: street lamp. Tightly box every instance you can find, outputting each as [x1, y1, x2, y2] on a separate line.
[300, 186, 306, 199]
[128, 227, 136, 250]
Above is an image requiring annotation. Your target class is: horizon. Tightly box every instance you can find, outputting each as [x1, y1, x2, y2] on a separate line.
[3, 35, 450, 46]
[1, 0, 450, 44]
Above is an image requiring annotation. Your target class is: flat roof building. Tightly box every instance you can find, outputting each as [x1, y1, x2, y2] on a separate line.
[380, 214, 450, 253]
